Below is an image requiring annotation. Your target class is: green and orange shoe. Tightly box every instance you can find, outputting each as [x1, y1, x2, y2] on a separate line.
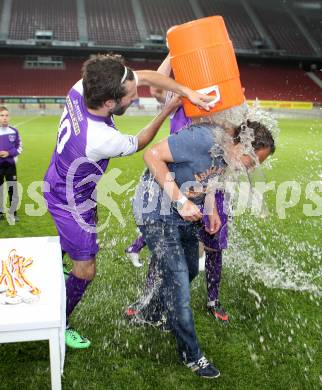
[63, 264, 70, 280]
[65, 327, 91, 349]
[207, 301, 229, 323]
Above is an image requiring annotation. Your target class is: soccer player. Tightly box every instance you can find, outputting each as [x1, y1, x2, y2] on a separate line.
[0, 106, 22, 225]
[132, 113, 275, 378]
[43, 54, 213, 349]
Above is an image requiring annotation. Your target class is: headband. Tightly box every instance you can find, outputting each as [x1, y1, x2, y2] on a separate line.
[120, 66, 128, 84]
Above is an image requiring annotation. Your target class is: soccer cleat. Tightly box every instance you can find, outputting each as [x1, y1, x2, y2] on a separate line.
[0, 212, 5, 221]
[124, 307, 140, 318]
[7, 214, 15, 225]
[63, 265, 70, 280]
[126, 252, 143, 268]
[185, 356, 220, 378]
[65, 327, 91, 349]
[207, 301, 229, 322]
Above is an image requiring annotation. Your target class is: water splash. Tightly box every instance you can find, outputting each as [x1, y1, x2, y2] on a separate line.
[247, 99, 280, 143]
[225, 224, 322, 295]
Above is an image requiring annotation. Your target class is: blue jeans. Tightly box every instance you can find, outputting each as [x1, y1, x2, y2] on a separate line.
[140, 221, 202, 363]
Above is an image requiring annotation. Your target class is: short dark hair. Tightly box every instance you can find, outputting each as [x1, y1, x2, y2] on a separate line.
[81, 54, 135, 109]
[234, 120, 275, 154]
[0, 106, 8, 113]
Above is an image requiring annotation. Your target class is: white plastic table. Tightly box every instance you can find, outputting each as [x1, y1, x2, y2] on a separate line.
[0, 236, 65, 390]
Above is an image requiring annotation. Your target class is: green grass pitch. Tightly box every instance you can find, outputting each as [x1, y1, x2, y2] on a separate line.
[0, 115, 321, 390]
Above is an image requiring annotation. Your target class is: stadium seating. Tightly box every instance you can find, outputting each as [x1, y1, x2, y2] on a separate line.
[3, 0, 320, 58]
[0, 57, 155, 97]
[198, 0, 262, 50]
[140, 0, 195, 36]
[313, 70, 322, 81]
[249, 0, 314, 56]
[0, 58, 81, 96]
[293, 6, 322, 50]
[1, 57, 321, 103]
[9, 0, 79, 41]
[85, 0, 140, 46]
[239, 63, 322, 102]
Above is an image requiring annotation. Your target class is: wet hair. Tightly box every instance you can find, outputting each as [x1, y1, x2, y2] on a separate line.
[234, 120, 275, 154]
[0, 106, 8, 113]
[81, 54, 135, 109]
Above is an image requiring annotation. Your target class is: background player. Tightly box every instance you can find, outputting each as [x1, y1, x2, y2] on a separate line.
[0, 106, 22, 225]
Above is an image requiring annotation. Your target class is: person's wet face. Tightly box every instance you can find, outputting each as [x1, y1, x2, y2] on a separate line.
[240, 146, 272, 169]
[111, 79, 138, 116]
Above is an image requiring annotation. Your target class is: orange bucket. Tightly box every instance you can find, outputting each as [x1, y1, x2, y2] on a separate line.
[167, 16, 244, 117]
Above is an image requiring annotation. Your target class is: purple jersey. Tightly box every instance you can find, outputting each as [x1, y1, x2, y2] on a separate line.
[44, 80, 138, 205]
[0, 126, 22, 165]
[169, 106, 192, 134]
[165, 91, 192, 134]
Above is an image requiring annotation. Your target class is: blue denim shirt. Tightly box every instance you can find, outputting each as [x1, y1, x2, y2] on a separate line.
[133, 124, 226, 225]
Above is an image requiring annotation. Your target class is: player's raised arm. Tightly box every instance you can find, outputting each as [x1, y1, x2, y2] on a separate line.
[136, 69, 212, 111]
[150, 54, 172, 103]
[135, 95, 181, 151]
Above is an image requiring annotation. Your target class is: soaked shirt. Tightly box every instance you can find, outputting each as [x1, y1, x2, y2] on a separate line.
[133, 124, 226, 225]
[44, 80, 138, 205]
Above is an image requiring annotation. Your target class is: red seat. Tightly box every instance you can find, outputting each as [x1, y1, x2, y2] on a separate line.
[9, 0, 79, 41]
[85, 0, 140, 46]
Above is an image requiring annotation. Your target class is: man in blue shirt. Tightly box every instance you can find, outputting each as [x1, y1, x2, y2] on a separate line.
[133, 115, 275, 378]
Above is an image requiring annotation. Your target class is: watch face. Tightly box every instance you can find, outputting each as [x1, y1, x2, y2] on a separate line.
[173, 199, 184, 211]
[176, 201, 183, 211]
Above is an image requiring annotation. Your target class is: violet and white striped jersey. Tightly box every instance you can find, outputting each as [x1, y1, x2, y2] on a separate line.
[44, 80, 138, 204]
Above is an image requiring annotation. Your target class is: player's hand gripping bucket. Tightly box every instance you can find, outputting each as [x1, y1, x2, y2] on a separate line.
[167, 16, 244, 117]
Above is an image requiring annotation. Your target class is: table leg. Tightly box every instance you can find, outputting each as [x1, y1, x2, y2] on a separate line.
[49, 328, 61, 390]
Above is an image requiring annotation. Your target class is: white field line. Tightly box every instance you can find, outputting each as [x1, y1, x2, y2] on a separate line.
[12, 116, 41, 128]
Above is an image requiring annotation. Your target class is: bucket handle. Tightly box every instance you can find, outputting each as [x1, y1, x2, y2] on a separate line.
[196, 85, 221, 108]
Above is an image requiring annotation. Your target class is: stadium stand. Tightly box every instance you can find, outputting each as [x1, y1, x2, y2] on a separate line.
[1, 57, 321, 103]
[293, 6, 322, 49]
[9, 0, 79, 41]
[2, 0, 320, 59]
[0, 57, 81, 96]
[1, 0, 321, 105]
[239, 63, 322, 102]
[0, 57, 157, 97]
[249, 0, 315, 56]
[313, 70, 322, 81]
[198, 0, 263, 50]
[140, 0, 195, 36]
[85, 0, 141, 46]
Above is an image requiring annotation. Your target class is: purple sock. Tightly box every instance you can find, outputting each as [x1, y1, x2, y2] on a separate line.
[125, 236, 146, 254]
[66, 273, 91, 323]
[205, 250, 223, 303]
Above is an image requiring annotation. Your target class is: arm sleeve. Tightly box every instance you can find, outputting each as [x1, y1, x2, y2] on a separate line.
[103, 131, 138, 158]
[87, 127, 138, 161]
[8, 131, 22, 157]
[167, 126, 209, 163]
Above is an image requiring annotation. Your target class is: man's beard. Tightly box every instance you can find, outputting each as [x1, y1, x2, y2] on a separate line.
[111, 102, 131, 116]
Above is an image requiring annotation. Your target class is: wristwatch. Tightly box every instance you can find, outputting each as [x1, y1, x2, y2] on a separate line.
[172, 195, 188, 211]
